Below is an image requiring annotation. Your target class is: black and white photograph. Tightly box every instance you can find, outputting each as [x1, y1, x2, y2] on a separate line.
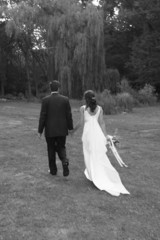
[0, 0, 160, 239]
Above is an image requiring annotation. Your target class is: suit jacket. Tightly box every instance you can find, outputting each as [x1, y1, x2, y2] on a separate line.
[38, 93, 73, 137]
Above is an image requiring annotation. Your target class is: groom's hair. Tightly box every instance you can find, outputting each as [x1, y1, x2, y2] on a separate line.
[50, 80, 61, 91]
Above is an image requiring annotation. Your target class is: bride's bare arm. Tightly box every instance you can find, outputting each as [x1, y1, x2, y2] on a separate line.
[73, 106, 84, 132]
[98, 107, 107, 137]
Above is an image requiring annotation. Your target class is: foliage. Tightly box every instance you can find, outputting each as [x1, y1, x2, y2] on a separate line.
[2, 1, 39, 97]
[103, 0, 160, 94]
[95, 88, 134, 114]
[118, 78, 158, 106]
[105, 68, 120, 94]
[95, 89, 116, 115]
[127, 32, 160, 89]
[137, 84, 158, 105]
[38, 0, 106, 96]
[0, 0, 160, 98]
[119, 77, 132, 93]
[104, 22, 133, 77]
[118, 79, 158, 106]
[0, 22, 16, 96]
[118, 77, 140, 106]
[0, 0, 106, 98]
[116, 92, 134, 112]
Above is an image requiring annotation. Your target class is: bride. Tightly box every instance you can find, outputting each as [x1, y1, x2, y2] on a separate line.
[73, 90, 130, 196]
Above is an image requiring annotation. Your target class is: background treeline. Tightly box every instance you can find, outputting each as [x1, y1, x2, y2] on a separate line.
[0, 0, 160, 105]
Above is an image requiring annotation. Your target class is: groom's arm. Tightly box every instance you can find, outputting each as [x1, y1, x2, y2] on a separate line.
[38, 98, 48, 135]
[66, 98, 73, 131]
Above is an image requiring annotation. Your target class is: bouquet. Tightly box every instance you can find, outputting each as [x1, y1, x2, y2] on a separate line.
[106, 131, 128, 168]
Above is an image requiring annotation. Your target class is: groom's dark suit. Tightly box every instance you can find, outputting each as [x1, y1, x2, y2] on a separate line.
[38, 92, 73, 175]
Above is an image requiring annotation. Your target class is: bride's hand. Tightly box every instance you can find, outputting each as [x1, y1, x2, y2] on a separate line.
[38, 133, 42, 139]
[68, 130, 74, 136]
[106, 135, 111, 142]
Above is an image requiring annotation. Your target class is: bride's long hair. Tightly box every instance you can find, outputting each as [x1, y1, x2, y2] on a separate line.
[84, 90, 97, 112]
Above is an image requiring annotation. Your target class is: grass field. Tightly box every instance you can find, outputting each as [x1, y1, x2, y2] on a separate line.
[0, 101, 160, 240]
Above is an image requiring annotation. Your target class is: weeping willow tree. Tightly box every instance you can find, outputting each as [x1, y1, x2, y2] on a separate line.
[38, 0, 106, 98]
[2, 1, 38, 98]
[1, 0, 106, 98]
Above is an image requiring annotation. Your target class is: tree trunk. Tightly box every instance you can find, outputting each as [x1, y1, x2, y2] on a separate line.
[33, 57, 39, 98]
[27, 68, 32, 98]
[0, 78, 5, 97]
[25, 54, 32, 99]
[47, 54, 57, 82]
[0, 48, 6, 97]
[35, 79, 39, 98]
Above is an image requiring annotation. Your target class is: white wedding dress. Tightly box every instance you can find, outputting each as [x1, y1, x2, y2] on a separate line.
[82, 105, 130, 196]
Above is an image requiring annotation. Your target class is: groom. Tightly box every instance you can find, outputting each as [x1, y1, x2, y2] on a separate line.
[38, 80, 73, 176]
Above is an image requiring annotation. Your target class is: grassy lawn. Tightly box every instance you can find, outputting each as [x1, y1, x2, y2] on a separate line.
[0, 100, 160, 240]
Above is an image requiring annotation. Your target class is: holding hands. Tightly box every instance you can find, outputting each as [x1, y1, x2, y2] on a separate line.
[68, 129, 74, 136]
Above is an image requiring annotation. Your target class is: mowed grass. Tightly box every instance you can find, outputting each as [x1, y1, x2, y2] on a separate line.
[0, 101, 160, 240]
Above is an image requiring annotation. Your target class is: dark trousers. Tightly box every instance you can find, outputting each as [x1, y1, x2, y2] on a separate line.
[45, 136, 68, 173]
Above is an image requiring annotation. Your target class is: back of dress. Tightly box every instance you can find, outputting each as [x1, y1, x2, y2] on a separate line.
[81, 105, 130, 196]
[83, 105, 100, 122]
[82, 105, 107, 154]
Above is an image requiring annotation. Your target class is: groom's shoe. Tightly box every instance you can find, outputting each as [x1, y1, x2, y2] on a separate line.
[62, 162, 69, 177]
[48, 169, 57, 176]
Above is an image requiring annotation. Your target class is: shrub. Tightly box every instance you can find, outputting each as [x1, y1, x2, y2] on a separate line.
[17, 92, 25, 100]
[118, 78, 140, 107]
[138, 84, 157, 105]
[95, 89, 116, 115]
[116, 92, 134, 112]
[119, 77, 133, 93]
[5, 94, 17, 100]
